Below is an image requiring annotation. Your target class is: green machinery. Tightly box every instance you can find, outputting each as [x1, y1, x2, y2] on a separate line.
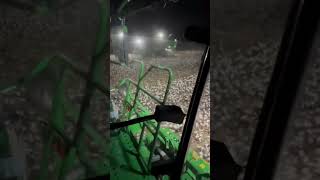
[109, 60, 210, 179]
[0, 0, 210, 179]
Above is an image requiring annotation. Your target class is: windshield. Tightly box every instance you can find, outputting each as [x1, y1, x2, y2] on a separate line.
[110, 0, 210, 178]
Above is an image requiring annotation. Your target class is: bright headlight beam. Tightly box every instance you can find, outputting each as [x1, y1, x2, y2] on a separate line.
[157, 31, 165, 40]
[118, 31, 124, 39]
[134, 37, 144, 46]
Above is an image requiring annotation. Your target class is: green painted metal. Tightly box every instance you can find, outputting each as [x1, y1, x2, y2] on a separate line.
[111, 59, 210, 179]
[110, 131, 156, 180]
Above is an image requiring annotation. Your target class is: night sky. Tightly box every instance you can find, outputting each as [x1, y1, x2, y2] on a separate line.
[112, 0, 209, 40]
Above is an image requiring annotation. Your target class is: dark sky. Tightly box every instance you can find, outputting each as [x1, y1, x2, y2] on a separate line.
[116, 0, 209, 39]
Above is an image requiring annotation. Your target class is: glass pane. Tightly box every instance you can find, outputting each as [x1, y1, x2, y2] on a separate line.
[212, 0, 292, 179]
[273, 22, 320, 180]
[110, 0, 210, 178]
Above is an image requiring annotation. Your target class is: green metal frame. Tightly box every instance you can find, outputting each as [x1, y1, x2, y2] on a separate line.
[111, 60, 210, 179]
[119, 63, 172, 169]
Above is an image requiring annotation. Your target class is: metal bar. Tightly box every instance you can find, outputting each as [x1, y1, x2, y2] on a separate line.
[138, 65, 173, 104]
[149, 65, 173, 104]
[128, 60, 145, 120]
[127, 80, 163, 104]
[129, 60, 146, 151]
[137, 124, 147, 151]
[119, 65, 172, 106]
[147, 122, 161, 169]
[119, 61, 173, 172]
[244, 0, 320, 180]
[172, 46, 210, 179]
[110, 115, 155, 130]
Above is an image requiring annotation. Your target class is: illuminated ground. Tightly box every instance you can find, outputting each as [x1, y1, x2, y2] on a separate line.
[110, 49, 210, 162]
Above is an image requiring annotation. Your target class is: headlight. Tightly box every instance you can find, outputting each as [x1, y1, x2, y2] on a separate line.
[157, 31, 165, 40]
[134, 37, 144, 47]
[118, 31, 124, 39]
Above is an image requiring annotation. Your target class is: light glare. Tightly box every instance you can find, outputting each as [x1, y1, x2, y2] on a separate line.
[157, 31, 165, 40]
[118, 31, 124, 39]
[134, 37, 144, 46]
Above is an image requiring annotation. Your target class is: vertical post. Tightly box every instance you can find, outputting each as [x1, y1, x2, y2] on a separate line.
[244, 0, 320, 180]
[172, 46, 210, 179]
[147, 122, 161, 169]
